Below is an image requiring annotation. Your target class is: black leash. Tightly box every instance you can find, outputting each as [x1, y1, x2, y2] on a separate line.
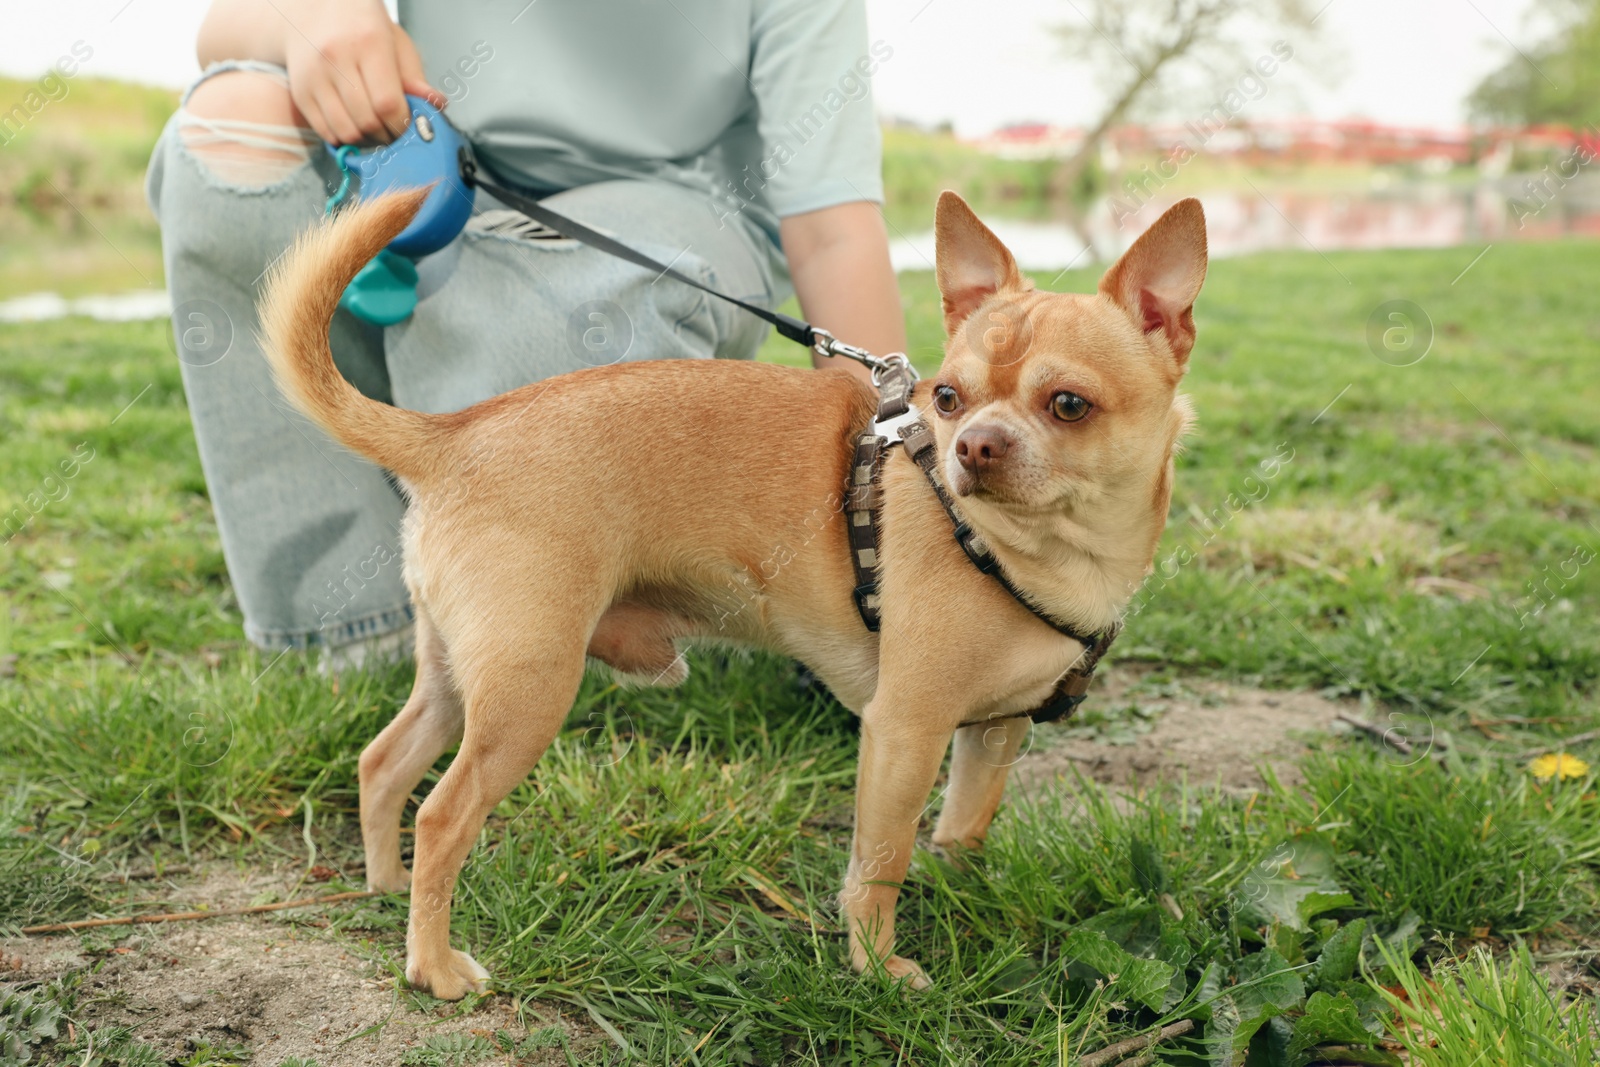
[461, 157, 896, 376]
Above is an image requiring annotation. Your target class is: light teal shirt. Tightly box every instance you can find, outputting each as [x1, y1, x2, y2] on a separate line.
[399, 0, 887, 268]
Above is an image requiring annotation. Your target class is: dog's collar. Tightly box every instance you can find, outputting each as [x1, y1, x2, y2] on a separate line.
[844, 362, 1120, 726]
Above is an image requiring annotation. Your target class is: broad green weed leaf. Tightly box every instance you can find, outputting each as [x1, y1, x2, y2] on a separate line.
[1311, 918, 1367, 992]
[1231, 949, 1307, 1051]
[1062, 928, 1177, 1011]
[1237, 837, 1352, 933]
[1289, 991, 1382, 1059]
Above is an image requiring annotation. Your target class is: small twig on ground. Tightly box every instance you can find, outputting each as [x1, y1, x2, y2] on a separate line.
[1474, 715, 1566, 726]
[1335, 713, 1413, 755]
[870, 1029, 904, 1058]
[98, 861, 365, 886]
[20, 890, 379, 934]
[96, 865, 193, 883]
[1109, 1054, 1155, 1067]
[1526, 729, 1600, 757]
[1079, 1019, 1194, 1067]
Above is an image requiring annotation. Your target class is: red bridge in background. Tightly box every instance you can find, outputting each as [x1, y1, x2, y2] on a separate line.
[967, 119, 1597, 170]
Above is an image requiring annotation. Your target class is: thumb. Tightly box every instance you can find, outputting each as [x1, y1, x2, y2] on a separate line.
[393, 26, 447, 109]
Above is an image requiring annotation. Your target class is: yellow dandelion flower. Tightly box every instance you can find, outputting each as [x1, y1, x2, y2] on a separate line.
[1529, 752, 1590, 781]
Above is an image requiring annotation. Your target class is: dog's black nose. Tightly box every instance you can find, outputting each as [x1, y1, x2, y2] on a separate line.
[955, 425, 1012, 471]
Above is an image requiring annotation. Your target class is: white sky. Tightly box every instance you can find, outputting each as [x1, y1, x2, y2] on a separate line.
[0, 0, 1545, 134]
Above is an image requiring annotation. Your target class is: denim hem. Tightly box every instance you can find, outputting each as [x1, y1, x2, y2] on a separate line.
[246, 601, 416, 652]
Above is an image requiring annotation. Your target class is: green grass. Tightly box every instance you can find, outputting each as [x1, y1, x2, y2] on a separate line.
[1380, 941, 1600, 1066]
[879, 125, 1066, 230]
[0, 75, 174, 300]
[3, 240, 1600, 1063]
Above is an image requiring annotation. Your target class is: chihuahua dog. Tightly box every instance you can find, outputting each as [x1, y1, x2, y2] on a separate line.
[258, 188, 1206, 997]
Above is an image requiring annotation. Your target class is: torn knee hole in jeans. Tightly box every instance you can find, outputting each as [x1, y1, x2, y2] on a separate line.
[178, 112, 321, 189]
[467, 209, 580, 246]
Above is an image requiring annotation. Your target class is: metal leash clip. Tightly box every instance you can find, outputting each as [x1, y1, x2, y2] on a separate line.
[810, 328, 921, 385]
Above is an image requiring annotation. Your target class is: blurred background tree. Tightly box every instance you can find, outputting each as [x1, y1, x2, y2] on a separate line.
[1469, 0, 1600, 127]
[1051, 0, 1321, 201]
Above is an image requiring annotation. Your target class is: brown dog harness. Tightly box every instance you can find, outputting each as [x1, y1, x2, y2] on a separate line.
[845, 361, 1121, 727]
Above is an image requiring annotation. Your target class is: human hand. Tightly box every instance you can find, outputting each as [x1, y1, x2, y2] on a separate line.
[280, 0, 445, 146]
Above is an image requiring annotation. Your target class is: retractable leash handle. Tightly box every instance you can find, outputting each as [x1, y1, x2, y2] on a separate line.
[323, 94, 476, 325]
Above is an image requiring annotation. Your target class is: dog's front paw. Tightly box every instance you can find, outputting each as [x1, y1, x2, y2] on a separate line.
[882, 955, 932, 991]
[407, 949, 491, 1001]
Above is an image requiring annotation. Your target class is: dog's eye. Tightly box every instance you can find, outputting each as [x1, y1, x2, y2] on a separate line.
[1051, 392, 1091, 422]
[933, 385, 960, 414]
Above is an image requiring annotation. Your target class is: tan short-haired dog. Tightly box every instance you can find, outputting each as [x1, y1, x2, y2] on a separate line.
[259, 188, 1206, 998]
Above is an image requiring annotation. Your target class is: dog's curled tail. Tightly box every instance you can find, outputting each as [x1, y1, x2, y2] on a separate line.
[258, 188, 444, 481]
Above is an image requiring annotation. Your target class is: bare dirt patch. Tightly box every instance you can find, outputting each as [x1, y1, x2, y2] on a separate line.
[6, 927, 596, 1066]
[3, 859, 599, 1066]
[1013, 665, 1362, 796]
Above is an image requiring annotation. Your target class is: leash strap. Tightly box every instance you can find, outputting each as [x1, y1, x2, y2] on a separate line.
[462, 161, 819, 348]
[461, 160, 913, 378]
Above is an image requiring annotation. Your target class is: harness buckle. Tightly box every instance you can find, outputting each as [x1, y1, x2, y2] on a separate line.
[868, 403, 922, 445]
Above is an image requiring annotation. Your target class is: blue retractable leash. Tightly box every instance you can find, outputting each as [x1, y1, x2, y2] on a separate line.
[324, 96, 905, 378]
[323, 96, 474, 325]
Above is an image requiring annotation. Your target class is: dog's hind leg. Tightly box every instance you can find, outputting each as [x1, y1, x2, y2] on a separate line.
[359, 604, 464, 893]
[402, 623, 589, 1000]
[932, 718, 1031, 852]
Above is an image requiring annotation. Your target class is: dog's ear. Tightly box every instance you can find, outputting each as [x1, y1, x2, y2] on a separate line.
[1098, 198, 1208, 365]
[935, 190, 1028, 337]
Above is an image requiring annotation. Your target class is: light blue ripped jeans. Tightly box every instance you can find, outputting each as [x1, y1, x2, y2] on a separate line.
[146, 62, 781, 652]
